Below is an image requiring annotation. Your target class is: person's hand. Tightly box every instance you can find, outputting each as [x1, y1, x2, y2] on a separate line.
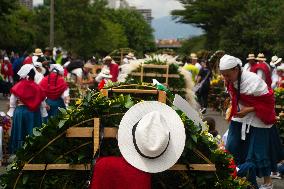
[46, 105, 51, 111]
[235, 106, 254, 118]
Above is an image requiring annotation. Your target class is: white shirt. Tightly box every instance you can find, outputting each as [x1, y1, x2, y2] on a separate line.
[195, 63, 202, 71]
[243, 63, 266, 81]
[231, 71, 272, 140]
[35, 71, 44, 84]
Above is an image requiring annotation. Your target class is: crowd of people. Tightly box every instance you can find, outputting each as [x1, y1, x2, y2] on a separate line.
[0, 48, 284, 188]
[184, 52, 284, 115]
[0, 48, 123, 155]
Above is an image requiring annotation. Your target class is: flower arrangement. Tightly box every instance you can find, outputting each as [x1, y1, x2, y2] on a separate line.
[0, 86, 251, 188]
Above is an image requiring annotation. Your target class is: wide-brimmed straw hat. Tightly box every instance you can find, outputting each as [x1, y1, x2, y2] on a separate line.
[103, 56, 112, 62]
[126, 53, 134, 59]
[33, 48, 43, 56]
[118, 101, 186, 173]
[84, 62, 95, 69]
[190, 53, 198, 60]
[256, 53, 266, 61]
[246, 54, 255, 60]
[270, 55, 282, 67]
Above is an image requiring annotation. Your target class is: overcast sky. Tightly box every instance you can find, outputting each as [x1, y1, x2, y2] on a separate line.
[33, 0, 183, 19]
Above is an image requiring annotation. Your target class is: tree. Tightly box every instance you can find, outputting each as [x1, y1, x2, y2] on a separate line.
[172, 0, 245, 50]
[106, 9, 156, 54]
[0, 6, 35, 52]
[0, 0, 18, 18]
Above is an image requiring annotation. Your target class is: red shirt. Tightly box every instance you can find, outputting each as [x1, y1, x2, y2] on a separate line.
[1, 61, 13, 79]
[109, 63, 119, 82]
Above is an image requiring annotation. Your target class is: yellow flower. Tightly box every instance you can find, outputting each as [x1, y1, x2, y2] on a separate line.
[75, 99, 82, 105]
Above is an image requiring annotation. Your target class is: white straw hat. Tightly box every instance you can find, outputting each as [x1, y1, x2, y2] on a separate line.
[118, 101, 186, 173]
[270, 55, 282, 67]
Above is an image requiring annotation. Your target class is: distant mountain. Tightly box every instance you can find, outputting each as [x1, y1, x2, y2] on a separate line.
[152, 16, 203, 40]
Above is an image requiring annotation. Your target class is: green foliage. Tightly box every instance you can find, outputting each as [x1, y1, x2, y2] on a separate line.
[0, 87, 250, 188]
[0, 0, 155, 58]
[178, 35, 207, 55]
[173, 0, 284, 59]
[106, 9, 156, 54]
[0, 6, 35, 52]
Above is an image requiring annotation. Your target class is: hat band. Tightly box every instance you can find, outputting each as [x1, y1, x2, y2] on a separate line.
[132, 121, 170, 160]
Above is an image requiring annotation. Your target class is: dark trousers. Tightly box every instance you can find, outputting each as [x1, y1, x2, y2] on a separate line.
[197, 88, 209, 108]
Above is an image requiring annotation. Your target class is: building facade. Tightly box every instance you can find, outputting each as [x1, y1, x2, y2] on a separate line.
[136, 9, 152, 25]
[19, 0, 33, 9]
[107, 0, 130, 9]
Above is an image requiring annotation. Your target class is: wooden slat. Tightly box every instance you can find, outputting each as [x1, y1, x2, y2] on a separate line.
[23, 164, 46, 171]
[169, 164, 216, 171]
[66, 128, 93, 138]
[158, 91, 167, 103]
[130, 72, 180, 78]
[107, 89, 159, 94]
[93, 118, 100, 155]
[104, 127, 118, 138]
[23, 163, 215, 171]
[142, 64, 169, 69]
[23, 164, 91, 171]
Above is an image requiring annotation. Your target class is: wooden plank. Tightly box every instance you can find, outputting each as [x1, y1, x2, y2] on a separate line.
[158, 91, 167, 103]
[66, 128, 93, 138]
[23, 164, 46, 171]
[47, 164, 91, 170]
[23, 163, 215, 171]
[104, 127, 118, 138]
[130, 72, 180, 78]
[94, 118, 100, 156]
[23, 164, 91, 171]
[142, 64, 169, 69]
[108, 89, 159, 94]
[169, 164, 216, 171]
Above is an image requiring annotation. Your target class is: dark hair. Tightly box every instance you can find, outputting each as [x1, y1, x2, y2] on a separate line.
[203, 117, 218, 137]
[203, 117, 215, 131]
[27, 69, 36, 80]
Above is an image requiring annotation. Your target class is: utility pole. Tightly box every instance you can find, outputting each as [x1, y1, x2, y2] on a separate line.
[50, 0, 54, 49]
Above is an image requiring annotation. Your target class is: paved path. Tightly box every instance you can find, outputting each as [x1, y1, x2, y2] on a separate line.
[0, 98, 283, 188]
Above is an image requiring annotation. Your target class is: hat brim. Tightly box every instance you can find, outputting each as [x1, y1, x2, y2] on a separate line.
[33, 53, 43, 56]
[256, 58, 267, 61]
[118, 101, 186, 173]
[270, 58, 282, 66]
[246, 57, 255, 60]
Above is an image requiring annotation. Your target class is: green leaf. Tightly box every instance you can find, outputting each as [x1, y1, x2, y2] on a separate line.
[22, 174, 29, 185]
[78, 154, 85, 161]
[33, 128, 41, 137]
[191, 135, 198, 143]
[58, 120, 67, 129]
[58, 108, 67, 115]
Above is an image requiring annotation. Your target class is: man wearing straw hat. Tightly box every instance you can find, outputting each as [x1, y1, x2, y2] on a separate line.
[103, 56, 119, 82]
[243, 53, 256, 71]
[270, 55, 283, 89]
[248, 53, 272, 88]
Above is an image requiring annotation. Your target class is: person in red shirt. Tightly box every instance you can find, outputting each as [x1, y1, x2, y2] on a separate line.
[1, 57, 14, 96]
[1, 57, 14, 82]
[276, 65, 284, 88]
[103, 56, 119, 82]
